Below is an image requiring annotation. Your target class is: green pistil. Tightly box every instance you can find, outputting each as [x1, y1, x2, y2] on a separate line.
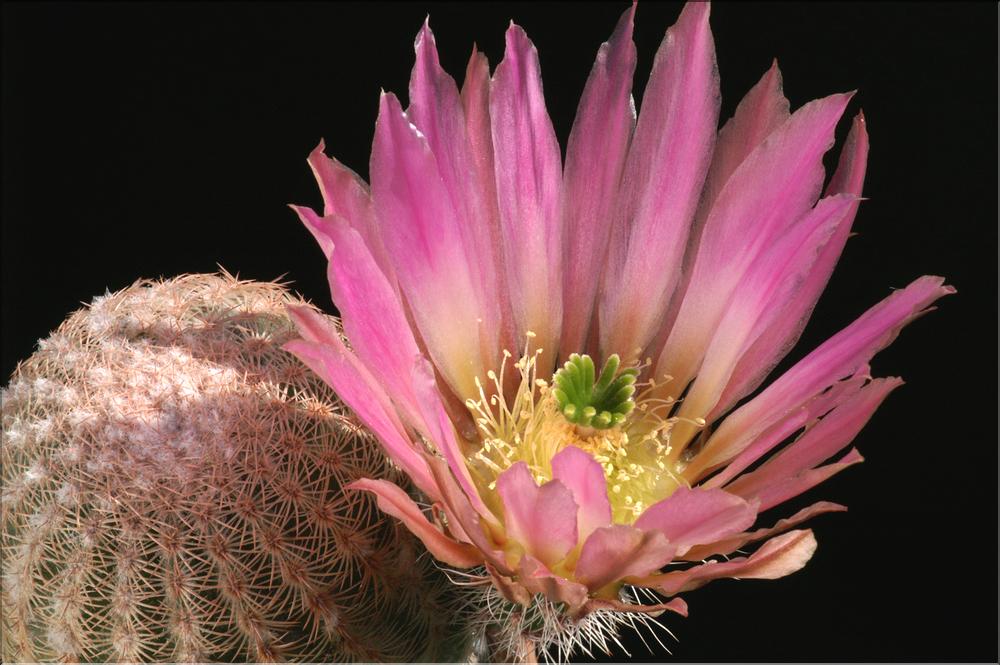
[553, 353, 637, 430]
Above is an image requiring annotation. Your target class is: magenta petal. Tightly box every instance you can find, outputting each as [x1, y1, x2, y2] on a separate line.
[410, 357, 494, 520]
[649, 529, 818, 596]
[676, 194, 857, 435]
[693, 275, 953, 474]
[726, 378, 900, 510]
[599, 1, 719, 363]
[408, 22, 505, 358]
[684, 501, 847, 561]
[574, 525, 675, 593]
[282, 310, 436, 499]
[657, 92, 853, 394]
[560, 4, 637, 355]
[315, 221, 427, 433]
[370, 91, 495, 402]
[491, 23, 563, 371]
[496, 462, 578, 567]
[712, 112, 871, 417]
[348, 478, 483, 568]
[550, 446, 613, 542]
[634, 487, 757, 557]
[305, 141, 394, 281]
[749, 449, 865, 511]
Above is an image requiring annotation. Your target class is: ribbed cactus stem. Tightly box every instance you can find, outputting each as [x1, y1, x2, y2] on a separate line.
[1, 273, 472, 662]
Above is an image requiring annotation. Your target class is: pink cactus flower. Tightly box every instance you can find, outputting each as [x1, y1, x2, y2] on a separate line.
[286, 1, 951, 657]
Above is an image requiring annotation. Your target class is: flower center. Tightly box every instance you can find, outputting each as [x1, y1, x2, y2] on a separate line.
[464, 339, 695, 522]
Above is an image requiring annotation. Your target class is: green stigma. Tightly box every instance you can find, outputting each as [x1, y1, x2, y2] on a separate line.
[552, 353, 638, 430]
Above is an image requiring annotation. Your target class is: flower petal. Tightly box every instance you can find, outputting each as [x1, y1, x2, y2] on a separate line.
[348, 478, 483, 568]
[550, 445, 612, 543]
[583, 596, 688, 619]
[684, 501, 847, 561]
[491, 23, 564, 372]
[748, 448, 864, 511]
[282, 310, 436, 499]
[599, 1, 719, 363]
[518, 555, 590, 613]
[560, 4, 637, 355]
[725, 377, 900, 510]
[370, 91, 493, 401]
[656, 93, 853, 394]
[634, 487, 757, 557]
[674, 194, 857, 442]
[408, 21, 505, 362]
[689, 275, 952, 476]
[303, 220, 427, 434]
[645, 529, 818, 596]
[711, 112, 871, 417]
[574, 525, 675, 594]
[496, 462, 578, 568]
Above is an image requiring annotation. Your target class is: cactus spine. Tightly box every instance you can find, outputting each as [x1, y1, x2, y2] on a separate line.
[1, 273, 471, 662]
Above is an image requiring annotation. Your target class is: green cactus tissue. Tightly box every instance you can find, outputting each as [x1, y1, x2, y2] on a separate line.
[1, 273, 471, 662]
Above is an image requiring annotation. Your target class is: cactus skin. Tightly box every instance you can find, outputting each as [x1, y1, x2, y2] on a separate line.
[1, 273, 472, 663]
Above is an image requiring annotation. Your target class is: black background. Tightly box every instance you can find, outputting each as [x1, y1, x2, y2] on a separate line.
[2, 2, 997, 662]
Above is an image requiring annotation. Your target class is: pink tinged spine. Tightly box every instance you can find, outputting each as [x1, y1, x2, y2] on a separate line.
[370, 92, 491, 402]
[550, 446, 613, 543]
[408, 22, 504, 373]
[710, 112, 871, 418]
[573, 525, 675, 593]
[726, 377, 900, 510]
[633, 487, 757, 557]
[282, 307, 438, 499]
[304, 142, 396, 283]
[348, 478, 483, 568]
[644, 529, 818, 596]
[656, 92, 853, 394]
[674, 194, 858, 432]
[559, 4, 637, 356]
[689, 275, 954, 478]
[490, 23, 564, 372]
[496, 462, 578, 568]
[598, 1, 719, 364]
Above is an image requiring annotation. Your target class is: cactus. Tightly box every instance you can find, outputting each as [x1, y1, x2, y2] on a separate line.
[1, 273, 473, 662]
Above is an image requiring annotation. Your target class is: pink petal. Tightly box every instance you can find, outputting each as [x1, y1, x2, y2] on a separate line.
[282, 310, 436, 499]
[725, 378, 900, 510]
[518, 555, 590, 613]
[599, 1, 719, 363]
[425, 455, 509, 572]
[491, 23, 563, 372]
[634, 487, 757, 557]
[574, 525, 675, 594]
[370, 91, 495, 402]
[691, 275, 952, 475]
[300, 219, 427, 434]
[656, 93, 853, 394]
[550, 446, 612, 543]
[560, 4, 637, 355]
[407, 21, 505, 359]
[646, 529, 818, 596]
[684, 501, 847, 561]
[496, 462, 578, 567]
[675, 194, 857, 441]
[410, 356, 495, 520]
[304, 142, 394, 281]
[711, 112, 871, 417]
[699, 60, 790, 217]
[348, 478, 483, 568]
[583, 596, 688, 619]
[750, 448, 865, 511]
[700, 364, 871, 487]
